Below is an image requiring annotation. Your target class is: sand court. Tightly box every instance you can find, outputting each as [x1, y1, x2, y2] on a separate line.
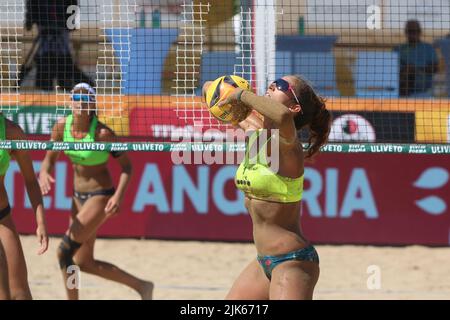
[19, 236, 450, 300]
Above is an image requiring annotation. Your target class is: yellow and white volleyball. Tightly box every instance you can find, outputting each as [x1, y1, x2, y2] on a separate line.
[204, 75, 251, 123]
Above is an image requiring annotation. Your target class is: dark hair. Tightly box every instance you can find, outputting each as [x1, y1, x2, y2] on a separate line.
[405, 19, 421, 32]
[289, 75, 332, 159]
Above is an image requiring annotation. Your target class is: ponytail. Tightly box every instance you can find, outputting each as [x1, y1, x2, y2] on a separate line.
[289, 75, 332, 159]
[306, 102, 331, 159]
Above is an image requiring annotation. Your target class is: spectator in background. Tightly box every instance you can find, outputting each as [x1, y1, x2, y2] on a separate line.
[24, 0, 94, 91]
[394, 20, 439, 97]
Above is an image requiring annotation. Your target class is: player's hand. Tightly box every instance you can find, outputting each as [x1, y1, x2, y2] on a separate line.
[202, 81, 213, 101]
[217, 88, 244, 108]
[230, 102, 252, 125]
[217, 88, 251, 125]
[38, 172, 55, 195]
[105, 195, 121, 217]
[36, 222, 49, 255]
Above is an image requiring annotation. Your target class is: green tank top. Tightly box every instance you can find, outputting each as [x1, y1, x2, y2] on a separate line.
[0, 114, 11, 176]
[235, 130, 304, 203]
[63, 114, 109, 166]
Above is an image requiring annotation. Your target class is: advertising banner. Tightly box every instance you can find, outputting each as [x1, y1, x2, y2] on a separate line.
[416, 111, 450, 143]
[329, 111, 416, 143]
[6, 151, 450, 245]
[4, 107, 66, 135]
[129, 107, 231, 140]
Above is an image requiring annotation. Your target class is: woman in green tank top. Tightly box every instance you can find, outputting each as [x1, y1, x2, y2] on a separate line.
[39, 83, 153, 300]
[0, 113, 48, 300]
[204, 75, 331, 300]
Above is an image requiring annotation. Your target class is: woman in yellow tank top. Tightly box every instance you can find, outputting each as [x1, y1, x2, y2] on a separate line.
[205, 75, 331, 300]
[39, 83, 153, 300]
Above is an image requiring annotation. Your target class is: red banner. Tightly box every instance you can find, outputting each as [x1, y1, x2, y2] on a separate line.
[129, 107, 232, 140]
[6, 151, 450, 245]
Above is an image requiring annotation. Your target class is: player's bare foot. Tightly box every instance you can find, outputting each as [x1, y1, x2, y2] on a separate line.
[139, 281, 154, 300]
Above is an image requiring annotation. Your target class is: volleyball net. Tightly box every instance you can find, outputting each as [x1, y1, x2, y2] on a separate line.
[0, 0, 449, 154]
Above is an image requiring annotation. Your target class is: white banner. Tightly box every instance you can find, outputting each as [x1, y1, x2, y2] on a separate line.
[306, 0, 382, 29]
[383, 0, 450, 29]
[306, 0, 450, 30]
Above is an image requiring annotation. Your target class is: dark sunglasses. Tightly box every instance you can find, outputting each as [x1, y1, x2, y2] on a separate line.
[72, 94, 95, 103]
[271, 78, 301, 106]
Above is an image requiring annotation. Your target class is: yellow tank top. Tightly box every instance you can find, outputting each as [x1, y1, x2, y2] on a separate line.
[235, 130, 304, 203]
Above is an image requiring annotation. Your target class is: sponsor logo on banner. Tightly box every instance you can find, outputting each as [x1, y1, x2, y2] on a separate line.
[129, 107, 244, 141]
[431, 145, 450, 154]
[6, 152, 450, 245]
[4, 107, 66, 135]
[413, 167, 449, 215]
[131, 143, 165, 152]
[329, 114, 376, 142]
[14, 141, 48, 150]
[329, 111, 415, 143]
[409, 145, 428, 154]
[303, 167, 378, 219]
[348, 144, 367, 153]
[369, 144, 404, 153]
[320, 144, 343, 152]
[0, 141, 12, 149]
[3, 106, 123, 137]
[110, 143, 129, 151]
[52, 142, 71, 151]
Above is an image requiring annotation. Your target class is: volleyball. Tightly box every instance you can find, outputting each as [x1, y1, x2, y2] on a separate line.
[205, 75, 251, 123]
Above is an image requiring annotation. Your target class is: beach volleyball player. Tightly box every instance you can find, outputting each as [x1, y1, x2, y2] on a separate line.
[39, 83, 153, 300]
[0, 240, 8, 299]
[0, 112, 48, 300]
[204, 75, 331, 299]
